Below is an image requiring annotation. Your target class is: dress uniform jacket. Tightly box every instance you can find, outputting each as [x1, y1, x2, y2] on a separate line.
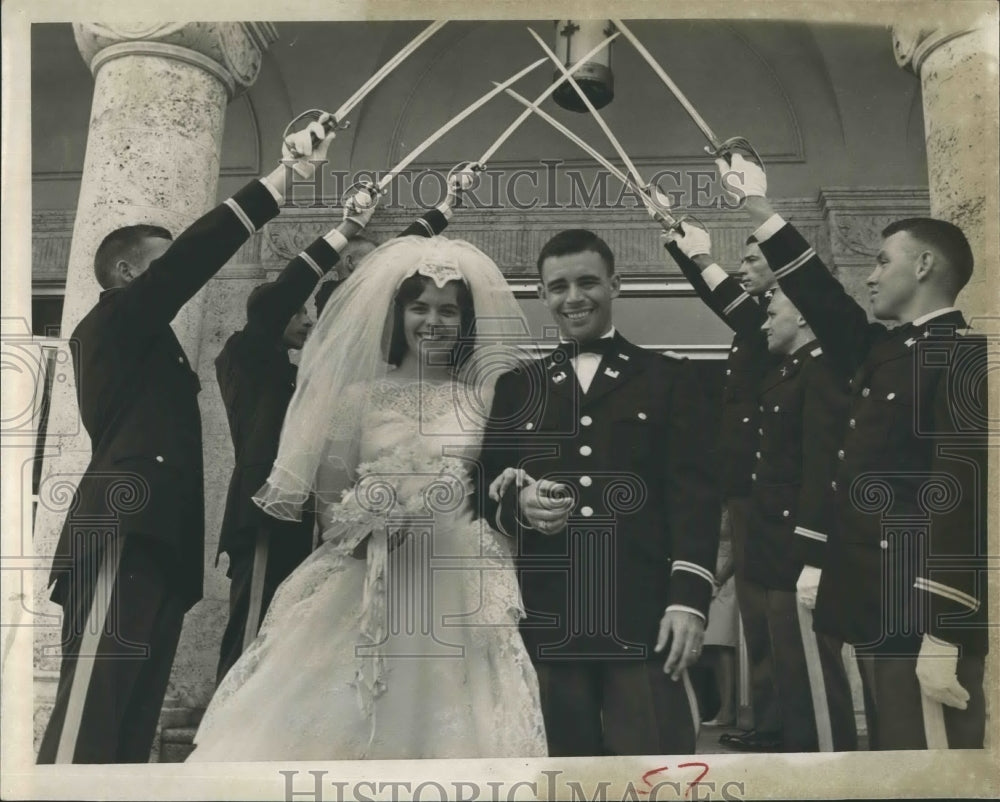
[214, 208, 452, 561]
[665, 242, 778, 500]
[748, 341, 850, 590]
[759, 221, 989, 655]
[49, 181, 280, 612]
[480, 332, 720, 661]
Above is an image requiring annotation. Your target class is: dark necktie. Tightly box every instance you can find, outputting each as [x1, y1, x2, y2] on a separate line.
[555, 338, 614, 358]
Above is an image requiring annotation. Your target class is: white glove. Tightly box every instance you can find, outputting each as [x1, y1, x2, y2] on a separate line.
[282, 113, 336, 179]
[666, 222, 712, 259]
[343, 186, 379, 227]
[715, 152, 767, 202]
[796, 565, 822, 610]
[916, 635, 969, 710]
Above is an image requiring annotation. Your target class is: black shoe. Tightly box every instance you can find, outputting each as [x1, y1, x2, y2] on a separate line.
[721, 729, 782, 752]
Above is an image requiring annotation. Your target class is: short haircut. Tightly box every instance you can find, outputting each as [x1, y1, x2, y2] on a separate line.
[343, 235, 380, 264]
[536, 229, 615, 276]
[93, 224, 172, 289]
[882, 217, 974, 293]
[386, 273, 475, 368]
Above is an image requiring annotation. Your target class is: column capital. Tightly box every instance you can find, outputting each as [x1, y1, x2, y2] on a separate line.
[891, 21, 983, 76]
[73, 22, 279, 99]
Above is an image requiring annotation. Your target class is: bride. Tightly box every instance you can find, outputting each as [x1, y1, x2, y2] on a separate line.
[187, 236, 547, 761]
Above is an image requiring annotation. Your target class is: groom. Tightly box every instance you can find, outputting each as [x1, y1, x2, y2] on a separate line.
[481, 229, 720, 756]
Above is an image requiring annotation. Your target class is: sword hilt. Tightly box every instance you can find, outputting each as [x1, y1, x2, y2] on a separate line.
[343, 179, 382, 212]
[643, 180, 682, 230]
[283, 109, 351, 145]
[707, 136, 764, 169]
[447, 161, 483, 191]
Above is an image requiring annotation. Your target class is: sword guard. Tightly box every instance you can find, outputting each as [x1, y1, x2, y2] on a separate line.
[283, 109, 350, 145]
[708, 137, 764, 169]
[344, 179, 382, 211]
[447, 161, 483, 190]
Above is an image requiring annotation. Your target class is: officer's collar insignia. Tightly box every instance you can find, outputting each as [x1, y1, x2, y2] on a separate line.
[552, 371, 567, 384]
[780, 366, 789, 376]
[811, 346, 823, 357]
[905, 337, 917, 348]
[604, 367, 620, 378]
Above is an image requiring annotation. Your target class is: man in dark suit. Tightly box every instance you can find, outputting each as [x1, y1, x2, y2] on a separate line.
[666, 225, 857, 751]
[37, 119, 334, 764]
[662, 225, 784, 751]
[215, 189, 460, 683]
[718, 154, 988, 749]
[481, 229, 720, 756]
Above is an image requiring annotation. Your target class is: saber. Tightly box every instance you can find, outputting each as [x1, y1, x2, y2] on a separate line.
[611, 18, 762, 163]
[499, 85, 679, 228]
[447, 30, 620, 191]
[479, 31, 620, 167]
[346, 58, 547, 206]
[527, 27, 646, 191]
[285, 21, 447, 138]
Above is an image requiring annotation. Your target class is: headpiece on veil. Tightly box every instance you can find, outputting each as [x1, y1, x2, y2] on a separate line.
[253, 234, 529, 522]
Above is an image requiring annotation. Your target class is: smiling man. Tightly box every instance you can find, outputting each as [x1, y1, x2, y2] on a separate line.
[718, 154, 989, 751]
[480, 228, 720, 756]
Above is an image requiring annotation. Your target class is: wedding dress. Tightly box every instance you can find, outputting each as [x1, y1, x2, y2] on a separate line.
[188, 377, 547, 761]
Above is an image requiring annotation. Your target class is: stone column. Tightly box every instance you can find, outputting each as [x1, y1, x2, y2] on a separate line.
[893, 16, 999, 321]
[32, 21, 277, 752]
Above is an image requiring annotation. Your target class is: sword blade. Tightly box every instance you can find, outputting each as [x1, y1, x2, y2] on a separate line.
[334, 21, 448, 121]
[611, 18, 721, 150]
[499, 85, 678, 226]
[377, 57, 547, 192]
[477, 31, 620, 166]
[527, 27, 646, 190]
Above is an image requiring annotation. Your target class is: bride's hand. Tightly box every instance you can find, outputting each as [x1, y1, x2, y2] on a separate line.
[488, 467, 535, 502]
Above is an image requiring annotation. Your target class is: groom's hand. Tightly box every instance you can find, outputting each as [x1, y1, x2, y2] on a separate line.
[519, 479, 573, 534]
[655, 608, 706, 680]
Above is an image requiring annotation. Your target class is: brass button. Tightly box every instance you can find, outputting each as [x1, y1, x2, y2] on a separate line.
[849, 418, 856, 429]
[838, 449, 845, 459]
[782, 510, 790, 518]
[581, 416, 593, 427]
[581, 506, 594, 518]
[579, 445, 592, 456]
[862, 388, 870, 397]
[831, 480, 838, 491]
[155, 456, 164, 463]
[525, 422, 534, 430]
[637, 412, 647, 420]
[579, 476, 593, 487]
[742, 417, 750, 423]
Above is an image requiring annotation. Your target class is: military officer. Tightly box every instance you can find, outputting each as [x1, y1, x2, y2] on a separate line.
[481, 228, 720, 756]
[38, 118, 334, 764]
[719, 153, 989, 750]
[662, 223, 783, 751]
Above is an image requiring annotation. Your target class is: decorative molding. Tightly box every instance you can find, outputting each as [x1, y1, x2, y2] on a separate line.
[31, 189, 928, 289]
[73, 22, 278, 99]
[892, 23, 980, 76]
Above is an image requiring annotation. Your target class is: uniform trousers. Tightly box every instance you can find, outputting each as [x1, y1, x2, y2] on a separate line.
[763, 589, 857, 751]
[216, 525, 311, 684]
[856, 653, 986, 750]
[534, 660, 700, 756]
[37, 536, 186, 763]
[727, 496, 782, 733]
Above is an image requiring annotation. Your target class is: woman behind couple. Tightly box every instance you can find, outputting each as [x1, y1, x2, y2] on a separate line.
[188, 236, 547, 760]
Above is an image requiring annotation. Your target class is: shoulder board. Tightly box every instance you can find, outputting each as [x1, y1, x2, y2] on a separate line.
[659, 350, 686, 361]
[811, 346, 823, 357]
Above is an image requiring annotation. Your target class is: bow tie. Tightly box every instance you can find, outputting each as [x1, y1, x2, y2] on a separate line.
[555, 338, 615, 357]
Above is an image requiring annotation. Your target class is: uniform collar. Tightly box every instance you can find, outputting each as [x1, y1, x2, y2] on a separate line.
[910, 306, 960, 328]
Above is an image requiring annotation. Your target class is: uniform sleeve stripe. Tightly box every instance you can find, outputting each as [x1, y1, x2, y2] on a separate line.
[914, 577, 979, 612]
[416, 217, 434, 237]
[772, 248, 816, 280]
[723, 292, 752, 317]
[299, 251, 324, 279]
[794, 526, 828, 542]
[672, 560, 715, 584]
[224, 198, 256, 235]
[665, 604, 707, 623]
